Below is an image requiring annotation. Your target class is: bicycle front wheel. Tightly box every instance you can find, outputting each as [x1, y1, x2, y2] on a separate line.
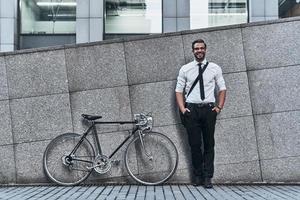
[43, 133, 95, 186]
[125, 131, 178, 185]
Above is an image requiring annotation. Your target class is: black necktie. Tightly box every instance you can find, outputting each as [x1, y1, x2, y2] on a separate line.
[198, 63, 205, 100]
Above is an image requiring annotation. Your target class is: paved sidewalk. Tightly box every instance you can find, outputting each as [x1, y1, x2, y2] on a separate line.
[0, 184, 299, 200]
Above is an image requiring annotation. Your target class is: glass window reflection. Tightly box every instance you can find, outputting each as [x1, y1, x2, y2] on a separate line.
[20, 0, 76, 34]
[105, 0, 162, 34]
[191, 0, 248, 29]
[279, 0, 300, 18]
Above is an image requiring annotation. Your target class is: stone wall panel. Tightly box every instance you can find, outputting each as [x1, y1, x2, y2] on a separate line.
[214, 161, 261, 182]
[254, 111, 300, 160]
[0, 100, 13, 145]
[65, 43, 128, 92]
[70, 86, 132, 134]
[0, 145, 15, 184]
[0, 56, 8, 100]
[5, 50, 68, 98]
[129, 81, 178, 127]
[261, 157, 300, 182]
[215, 116, 259, 165]
[125, 36, 185, 85]
[248, 65, 300, 114]
[10, 94, 72, 143]
[15, 141, 49, 183]
[242, 21, 300, 70]
[219, 72, 253, 119]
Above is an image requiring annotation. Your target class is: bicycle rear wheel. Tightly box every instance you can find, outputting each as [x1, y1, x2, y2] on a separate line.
[125, 131, 178, 185]
[43, 133, 95, 186]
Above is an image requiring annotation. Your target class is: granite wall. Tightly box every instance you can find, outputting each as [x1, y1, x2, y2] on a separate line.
[0, 17, 299, 185]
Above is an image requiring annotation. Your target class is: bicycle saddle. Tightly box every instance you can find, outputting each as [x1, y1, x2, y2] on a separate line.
[81, 114, 102, 120]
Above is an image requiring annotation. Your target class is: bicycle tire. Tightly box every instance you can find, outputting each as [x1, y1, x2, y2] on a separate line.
[43, 133, 95, 186]
[125, 131, 178, 185]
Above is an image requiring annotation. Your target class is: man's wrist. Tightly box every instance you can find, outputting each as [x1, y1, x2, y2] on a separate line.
[180, 107, 186, 113]
[216, 105, 223, 110]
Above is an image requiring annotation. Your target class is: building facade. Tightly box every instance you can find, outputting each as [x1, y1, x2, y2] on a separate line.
[0, 0, 299, 52]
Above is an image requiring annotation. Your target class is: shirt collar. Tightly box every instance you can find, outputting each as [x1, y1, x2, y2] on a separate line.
[193, 58, 207, 66]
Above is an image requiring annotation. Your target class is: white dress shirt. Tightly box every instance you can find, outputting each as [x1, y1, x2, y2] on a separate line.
[175, 59, 226, 103]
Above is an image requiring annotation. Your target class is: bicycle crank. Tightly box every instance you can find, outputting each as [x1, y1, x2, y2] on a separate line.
[89, 155, 112, 174]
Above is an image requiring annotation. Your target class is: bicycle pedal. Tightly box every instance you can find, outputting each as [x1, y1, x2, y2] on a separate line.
[111, 160, 121, 166]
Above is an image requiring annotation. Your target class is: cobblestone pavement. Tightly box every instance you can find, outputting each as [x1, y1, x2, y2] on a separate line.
[0, 185, 299, 200]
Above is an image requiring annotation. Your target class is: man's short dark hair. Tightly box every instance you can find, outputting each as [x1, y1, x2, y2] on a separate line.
[192, 39, 207, 49]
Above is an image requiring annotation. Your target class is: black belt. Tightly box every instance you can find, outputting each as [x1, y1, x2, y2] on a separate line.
[186, 102, 215, 108]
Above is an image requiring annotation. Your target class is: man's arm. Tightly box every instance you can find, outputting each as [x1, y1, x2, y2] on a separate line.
[176, 92, 190, 114]
[213, 64, 226, 113]
[217, 90, 226, 109]
[212, 90, 226, 113]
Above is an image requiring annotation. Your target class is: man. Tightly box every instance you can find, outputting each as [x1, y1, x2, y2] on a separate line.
[175, 39, 226, 188]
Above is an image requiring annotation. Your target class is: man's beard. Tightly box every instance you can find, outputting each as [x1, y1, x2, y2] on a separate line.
[194, 53, 205, 62]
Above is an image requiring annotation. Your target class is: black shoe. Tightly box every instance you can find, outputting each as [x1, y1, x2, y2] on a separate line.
[192, 176, 203, 186]
[203, 178, 213, 188]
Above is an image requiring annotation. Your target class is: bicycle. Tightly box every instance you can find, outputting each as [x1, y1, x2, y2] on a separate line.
[43, 113, 178, 186]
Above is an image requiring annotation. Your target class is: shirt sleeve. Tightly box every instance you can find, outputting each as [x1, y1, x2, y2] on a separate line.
[175, 67, 186, 93]
[215, 66, 226, 91]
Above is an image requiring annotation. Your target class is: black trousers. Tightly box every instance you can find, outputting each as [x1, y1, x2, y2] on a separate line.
[184, 103, 217, 178]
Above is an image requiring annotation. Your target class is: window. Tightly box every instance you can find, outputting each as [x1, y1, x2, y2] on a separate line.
[279, 0, 300, 18]
[20, 0, 76, 34]
[105, 0, 162, 34]
[191, 0, 248, 29]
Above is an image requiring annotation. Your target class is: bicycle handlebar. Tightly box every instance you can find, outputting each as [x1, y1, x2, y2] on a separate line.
[134, 113, 153, 130]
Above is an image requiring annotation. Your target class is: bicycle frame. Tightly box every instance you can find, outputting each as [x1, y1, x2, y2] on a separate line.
[44, 113, 178, 186]
[69, 120, 138, 162]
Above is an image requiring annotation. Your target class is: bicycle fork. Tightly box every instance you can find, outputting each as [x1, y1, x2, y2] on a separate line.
[138, 130, 153, 161]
